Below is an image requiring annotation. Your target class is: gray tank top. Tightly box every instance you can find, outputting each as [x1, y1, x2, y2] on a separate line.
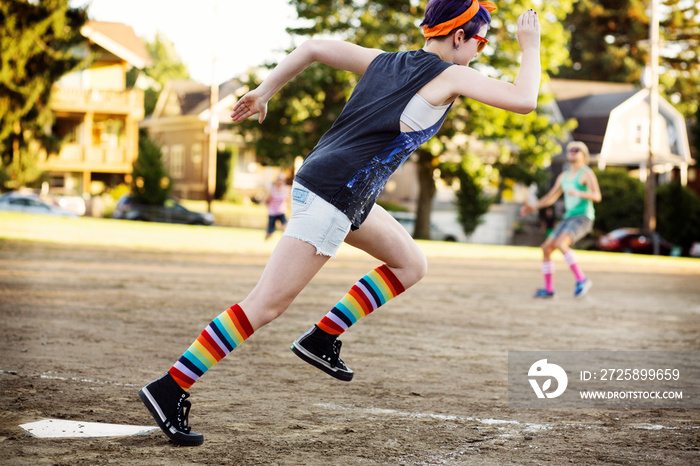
[295, 49, 453, 229]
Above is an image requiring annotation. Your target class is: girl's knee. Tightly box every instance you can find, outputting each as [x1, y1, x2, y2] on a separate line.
[554, 239, 570, 251]
[240, 296, 291, 330]
[397, 249, 427, 288]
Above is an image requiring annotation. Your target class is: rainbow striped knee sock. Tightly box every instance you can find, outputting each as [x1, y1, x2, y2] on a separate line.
[169, 304, 254, 391]
[317, 265, 405, 335]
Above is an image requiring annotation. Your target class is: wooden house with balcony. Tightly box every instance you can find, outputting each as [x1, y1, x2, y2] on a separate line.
[44, 21, 151, 195]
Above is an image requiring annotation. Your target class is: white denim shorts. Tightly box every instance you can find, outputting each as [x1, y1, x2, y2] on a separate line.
[282, 181, 352, 257]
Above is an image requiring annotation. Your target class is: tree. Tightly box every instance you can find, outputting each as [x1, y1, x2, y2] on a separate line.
[127, 32, 190, 116]
[131, 131, 171, 206]
[238, 64, 351, 169]
[691, 107, 700, 164]
[555, 0, 700, 118]
[239, 1, 574, 238]
[593, 168, 645, 233]
[656, 181, 700, 254]
[0, 0, 87, 187]
[215, 148, 233, 200]
[440, 156, 493, 236]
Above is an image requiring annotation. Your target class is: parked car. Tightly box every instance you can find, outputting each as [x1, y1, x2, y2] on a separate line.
[690, 242, 700, 258]
[597, 228, 679, 256]
[0, 192, 78, 217]
[53, 195, 86, 216]
[388, 211, 461, 242]
[112, 195, 214, 225]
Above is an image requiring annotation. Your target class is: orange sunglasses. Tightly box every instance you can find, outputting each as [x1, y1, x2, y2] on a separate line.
[472, 34, 488, 52]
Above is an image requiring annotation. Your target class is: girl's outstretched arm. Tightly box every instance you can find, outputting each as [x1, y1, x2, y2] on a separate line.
[231, 40, 383, 123]
[441, 9, 541, 114]
[521, 173, 563, 216]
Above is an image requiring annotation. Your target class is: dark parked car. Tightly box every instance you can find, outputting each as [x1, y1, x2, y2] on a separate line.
[597, 228, 678, 256]
[113, 195, 214, 225]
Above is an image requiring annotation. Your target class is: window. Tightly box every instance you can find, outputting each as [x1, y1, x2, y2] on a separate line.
[170, 145, 185, 179]
[161, 146, 169, 166]
[631, 119, 648, 147]
[191, 143, 203, 172]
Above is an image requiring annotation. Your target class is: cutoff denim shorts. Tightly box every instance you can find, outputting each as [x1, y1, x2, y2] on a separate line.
[549, 215, 593, 244]
[282, 181, 351, 257]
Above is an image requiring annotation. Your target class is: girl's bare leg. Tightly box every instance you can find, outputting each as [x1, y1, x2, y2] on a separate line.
[240, 236, 331, 330]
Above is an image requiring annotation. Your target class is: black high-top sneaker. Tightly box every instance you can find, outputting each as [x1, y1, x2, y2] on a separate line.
[138, 372, 204, 446]
[290, 325, 354, 381]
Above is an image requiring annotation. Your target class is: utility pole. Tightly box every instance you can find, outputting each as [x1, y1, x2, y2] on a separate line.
[206, 3, 219, 213]
[644, 0, 660, 253]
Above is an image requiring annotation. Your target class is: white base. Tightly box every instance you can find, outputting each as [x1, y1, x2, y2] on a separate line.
[20, 419, 158, 439]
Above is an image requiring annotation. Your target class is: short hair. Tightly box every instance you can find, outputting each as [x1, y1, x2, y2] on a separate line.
[420, 0, 492, 40]
[567, 141, 590, 163]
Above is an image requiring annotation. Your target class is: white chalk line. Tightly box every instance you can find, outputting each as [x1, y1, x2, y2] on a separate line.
[3, 369, 695, 435]
[314, 402, 695, 434]
[315, 402, 550, 435]
[0, 369, 139, 387]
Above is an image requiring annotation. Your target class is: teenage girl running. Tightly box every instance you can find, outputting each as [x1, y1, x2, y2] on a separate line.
[139, 0, 541, 446]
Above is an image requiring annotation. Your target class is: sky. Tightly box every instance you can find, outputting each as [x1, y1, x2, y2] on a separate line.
[71, 0, 299, 84]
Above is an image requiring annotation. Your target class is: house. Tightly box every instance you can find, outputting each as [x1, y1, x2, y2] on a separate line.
[141, 79, 281, 201]
[549, 78, 693, 186]
[44, 21, 151, 195]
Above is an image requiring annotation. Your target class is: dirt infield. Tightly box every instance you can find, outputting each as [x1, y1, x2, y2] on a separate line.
[1, 239, 699, 465]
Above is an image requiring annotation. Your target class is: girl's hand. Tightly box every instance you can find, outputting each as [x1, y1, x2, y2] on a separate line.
[517, 9, 541, 52]
[520, 203, 535, 216]
[231, 90, 268, 123]
[566, 189, 580, 198]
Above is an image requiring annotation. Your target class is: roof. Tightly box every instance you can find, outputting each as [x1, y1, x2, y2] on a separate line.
[80, 21, 151, 69]
[548, 79, 636, 101]
[151, 78, 242, 119]
[167, 80, 211, 115]
[547, 79, 640, 155]
[189, 79, 244, 115]
[558, 91, 638, 119]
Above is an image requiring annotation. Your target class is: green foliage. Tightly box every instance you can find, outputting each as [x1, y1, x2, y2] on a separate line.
[593, 168, 645, 233]
[238, 64, 353, 169]
[0, 157, 11, 192]
[656, 181, 700, 253]
[143, 33, 190, 86]
[220, 146, 243, 203]
[127, 32, 190, 116]
[441, 156, 493, 236]
[108, 183, 131, 202]
[691, 107, 700, 164]
[0, 0, 87, 168]
[660, 0, 700, 118]
[2, 141, 49, 190]
[555, 0, 700, 118]
[131, 132, 171, 205]
[215, 148, 233, 200]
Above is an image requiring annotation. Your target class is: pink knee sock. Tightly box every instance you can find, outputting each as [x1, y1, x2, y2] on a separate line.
[541, 261, 554, 292]
[564, 250, 586, 282]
